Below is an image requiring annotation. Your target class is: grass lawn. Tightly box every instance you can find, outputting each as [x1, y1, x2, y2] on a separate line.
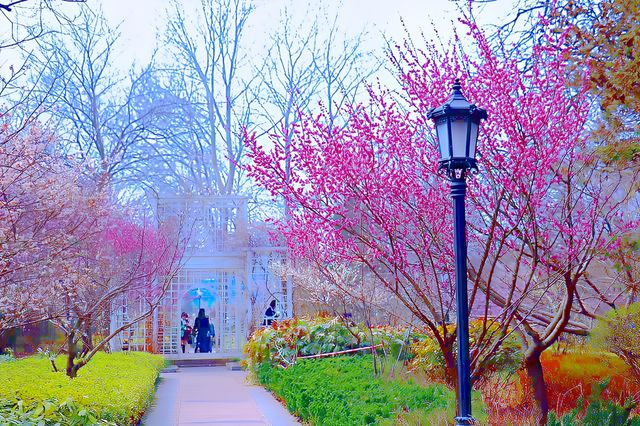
[257, 354, 485, 425]
[0, 351, 165, 425]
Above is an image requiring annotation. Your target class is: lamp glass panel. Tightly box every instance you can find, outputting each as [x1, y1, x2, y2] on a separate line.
[450, 117, 468, 158]
[468, 121, 479, 159]
[436, 120, 449, 159]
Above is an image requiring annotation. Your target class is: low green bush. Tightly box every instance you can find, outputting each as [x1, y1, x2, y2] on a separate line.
[590, 303, 640, 375]
[0, 351, 165, 425]
[245, 317, 364, 369]
[0, 398, 117, 425]
[257, 354, 459, 425]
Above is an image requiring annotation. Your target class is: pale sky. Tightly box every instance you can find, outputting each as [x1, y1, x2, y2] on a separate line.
[92, 0, 513, 70]
[1, 0, 514, 77]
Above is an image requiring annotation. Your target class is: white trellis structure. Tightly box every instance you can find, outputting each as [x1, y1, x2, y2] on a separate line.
[110, 194, 291, 355]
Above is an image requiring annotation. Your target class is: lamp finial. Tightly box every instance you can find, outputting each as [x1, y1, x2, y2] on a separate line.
[452, 78, 462, 96]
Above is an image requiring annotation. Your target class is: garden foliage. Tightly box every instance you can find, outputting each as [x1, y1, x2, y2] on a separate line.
[257, 355, 456, 426]
[410, 320, 522, 383]
[0, 398, 116, 425]
[246, 317, 640, 423]
[534, 349, 640, 416]
[547, 381, 640, 426]
[590, 303, 640, 376]
[244, 316, 413, 370]
[0, 352, 164, 425]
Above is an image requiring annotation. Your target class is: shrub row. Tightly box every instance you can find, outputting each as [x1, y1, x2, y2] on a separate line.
[0, 351, 165, 425]
[257, 355, 457, 425]
[245, 317, 522, 379]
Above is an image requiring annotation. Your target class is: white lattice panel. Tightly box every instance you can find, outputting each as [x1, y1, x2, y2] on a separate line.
[158, 269, 248, 354]
[111, 194, 291, 355]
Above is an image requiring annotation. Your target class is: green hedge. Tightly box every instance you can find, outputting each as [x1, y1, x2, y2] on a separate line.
[257, 355, 457, 425]
[0, 351, 165, 425]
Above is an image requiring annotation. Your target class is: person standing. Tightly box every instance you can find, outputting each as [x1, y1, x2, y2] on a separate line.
[263, 300, 278, 326]
[194, 308, 211, 353]
[180, 312, 192, 354]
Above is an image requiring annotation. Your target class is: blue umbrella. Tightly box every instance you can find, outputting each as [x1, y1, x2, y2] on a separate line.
[187, 287, 216, 309]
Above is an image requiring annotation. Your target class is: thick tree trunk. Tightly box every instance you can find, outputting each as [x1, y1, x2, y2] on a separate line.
[525, 349, 549, 425]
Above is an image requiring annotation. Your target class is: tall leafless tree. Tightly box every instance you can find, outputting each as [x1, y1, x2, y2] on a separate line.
[30, 6, 167, 190]
[159, 0, 258, 196]
[257, 5, 377, 176]
[246, 4, 379, 223]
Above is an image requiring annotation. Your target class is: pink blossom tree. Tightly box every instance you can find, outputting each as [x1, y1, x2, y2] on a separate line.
[0, 121, 106, 331]
[51, 215, 184, 378]
[245, 16, 637, 423]
[0, 120, 185, 377]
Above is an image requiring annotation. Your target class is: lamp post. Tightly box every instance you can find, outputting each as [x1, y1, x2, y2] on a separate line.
[427, 79, 487, 426]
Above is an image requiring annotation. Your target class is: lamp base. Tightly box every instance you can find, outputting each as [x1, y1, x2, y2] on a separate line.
[454, 415, 475, 425]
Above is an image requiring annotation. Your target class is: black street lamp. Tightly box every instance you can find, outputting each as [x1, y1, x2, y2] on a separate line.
[427, 78, 487, 426]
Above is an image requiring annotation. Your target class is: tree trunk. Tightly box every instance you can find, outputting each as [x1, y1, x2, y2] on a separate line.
[442, 344, 460, 414]
[80, 323, 94, 357]
[524, 349, 549, 425]
[66, 332, 78, 378]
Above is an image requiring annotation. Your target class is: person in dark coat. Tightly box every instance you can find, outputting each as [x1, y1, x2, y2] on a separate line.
[263, 300, 278, 326]
[193, 308, 211, 353]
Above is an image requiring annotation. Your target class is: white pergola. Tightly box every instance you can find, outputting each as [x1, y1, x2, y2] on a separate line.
[110, 194, 291, 355]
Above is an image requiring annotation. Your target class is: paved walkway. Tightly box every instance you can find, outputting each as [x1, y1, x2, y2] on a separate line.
[142, 367, 300, 426]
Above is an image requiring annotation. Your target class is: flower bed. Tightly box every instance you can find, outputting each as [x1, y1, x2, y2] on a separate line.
[246, 316, 639, 424]
[0, 351, 165, 425]
[244, 316, 415, 370]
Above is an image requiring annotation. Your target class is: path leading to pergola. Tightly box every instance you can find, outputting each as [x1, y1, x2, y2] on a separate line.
[142, 367, 300, 426]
